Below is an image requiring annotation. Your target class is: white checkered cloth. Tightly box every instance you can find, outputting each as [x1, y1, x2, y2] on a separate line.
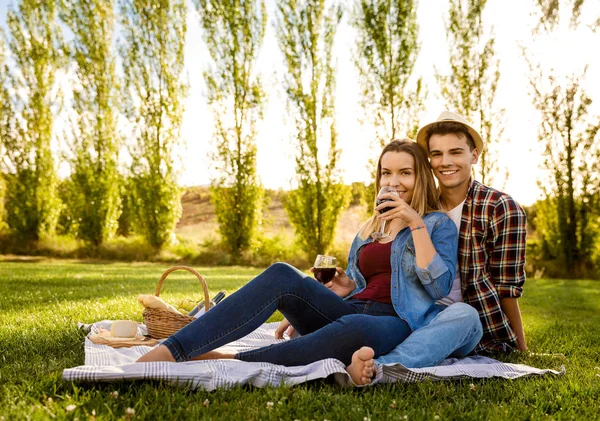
[62, 321, 564, 391]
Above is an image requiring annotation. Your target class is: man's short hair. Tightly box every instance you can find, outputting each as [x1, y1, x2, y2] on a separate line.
[425, 122, 477, 151]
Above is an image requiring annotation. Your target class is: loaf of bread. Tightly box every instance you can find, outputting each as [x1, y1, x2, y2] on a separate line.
[137, 294, 182, 314]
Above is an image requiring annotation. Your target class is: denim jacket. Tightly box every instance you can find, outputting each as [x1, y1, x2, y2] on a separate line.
[345, 211, 458, 331]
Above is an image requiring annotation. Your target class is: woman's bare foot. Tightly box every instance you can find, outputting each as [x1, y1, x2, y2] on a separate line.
[136, 345, 176, 363]
[346, 347, 377, 386]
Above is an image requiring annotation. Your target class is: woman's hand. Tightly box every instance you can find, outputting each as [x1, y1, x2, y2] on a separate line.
[274, 318, 295, 339]
[310, 267, 355, 297]
[375, 194, 423, 229]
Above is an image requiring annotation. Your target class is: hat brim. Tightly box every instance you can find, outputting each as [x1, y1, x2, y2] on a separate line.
[416, 121, 484, 154]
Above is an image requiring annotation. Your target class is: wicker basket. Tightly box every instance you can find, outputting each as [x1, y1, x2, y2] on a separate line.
[143, 266, 210, 339]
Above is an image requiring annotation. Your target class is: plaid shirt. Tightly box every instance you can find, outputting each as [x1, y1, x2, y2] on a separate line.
[458, 180, 527, 353]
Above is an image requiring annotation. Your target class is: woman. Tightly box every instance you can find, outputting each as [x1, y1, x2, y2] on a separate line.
[138, 139, 457, 386]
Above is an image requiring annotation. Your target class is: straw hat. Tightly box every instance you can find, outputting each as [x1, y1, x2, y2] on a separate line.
[416, 111, 484, 153]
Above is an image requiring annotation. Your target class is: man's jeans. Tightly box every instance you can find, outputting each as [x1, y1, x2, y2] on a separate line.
[374, 302, 483, 368]
[163, 262, 411, 366]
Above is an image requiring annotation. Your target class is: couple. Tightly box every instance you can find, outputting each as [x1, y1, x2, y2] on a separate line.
[138, 111, 527, 386]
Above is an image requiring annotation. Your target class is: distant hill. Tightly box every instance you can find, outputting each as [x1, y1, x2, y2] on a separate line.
[175, 186, 366, 246]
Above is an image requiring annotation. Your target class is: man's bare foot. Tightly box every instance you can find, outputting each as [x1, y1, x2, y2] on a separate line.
[136, 345, 176, 363]
[346, 347, 376, 386]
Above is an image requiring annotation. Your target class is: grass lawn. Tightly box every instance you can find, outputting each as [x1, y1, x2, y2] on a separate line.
[0, 257, 599, 420]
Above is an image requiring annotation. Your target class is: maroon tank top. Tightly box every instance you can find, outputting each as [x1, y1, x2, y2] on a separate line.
[352, 241, 392, 304]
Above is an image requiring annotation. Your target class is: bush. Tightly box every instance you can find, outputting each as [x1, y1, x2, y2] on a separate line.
[526, 239, 600, 280]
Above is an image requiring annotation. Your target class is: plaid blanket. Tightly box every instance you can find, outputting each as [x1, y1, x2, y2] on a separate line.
[62, 321, 564, 391]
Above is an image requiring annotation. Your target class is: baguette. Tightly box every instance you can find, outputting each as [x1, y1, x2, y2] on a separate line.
[137, 294, 181, 314]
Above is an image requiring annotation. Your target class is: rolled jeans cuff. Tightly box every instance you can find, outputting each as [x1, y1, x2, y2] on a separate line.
[162, 336, 187, 362]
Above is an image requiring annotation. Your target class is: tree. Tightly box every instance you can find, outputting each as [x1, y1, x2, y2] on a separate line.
[0, 32, 13, 233]
[527, 1, 600, 277]
[352, 0, 424, 144]
[59, 0, 121, 246]
[528, 68, 600, 276]
[2, 0, 65, 240]
[276, 0, 350, 259]
[351, 0, 424, 211]
[436, 0, 503, 186]
[195, 0, 267, 256]
[534, 0, 587, 32]
[119, 0, 188, 248]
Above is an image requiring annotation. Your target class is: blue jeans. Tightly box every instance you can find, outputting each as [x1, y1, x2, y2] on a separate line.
[374, 302, 483, 368]
[163, 262, 411, 366]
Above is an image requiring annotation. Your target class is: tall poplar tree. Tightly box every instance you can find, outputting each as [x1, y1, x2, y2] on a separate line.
[0, 33, 12, 232]
[3, 0, 65, 240]
[351, 0, 424, 210]
[195, 0, 267, 256]
[60, 0, 121, 246]
[528, 1, 600, 276]
[528, 67, 599, 276]
[119, 0, 188, 248]
[276, 0, 350, 259]
[436, 0, 502, 186]
[352, 0, 424, 145]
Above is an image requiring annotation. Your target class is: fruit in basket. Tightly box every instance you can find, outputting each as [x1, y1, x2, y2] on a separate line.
[137, 294, 181, 314]
[175, 298, 197, 313]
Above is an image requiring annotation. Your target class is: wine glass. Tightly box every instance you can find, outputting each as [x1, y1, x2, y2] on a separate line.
[313, 255, 337, 284]
[371, 186, 398, 240]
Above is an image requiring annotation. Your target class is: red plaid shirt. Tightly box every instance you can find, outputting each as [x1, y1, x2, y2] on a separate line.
[458, 180, 527, 352]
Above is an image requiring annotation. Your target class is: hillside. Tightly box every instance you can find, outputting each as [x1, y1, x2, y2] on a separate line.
[175, 187, 366, 246]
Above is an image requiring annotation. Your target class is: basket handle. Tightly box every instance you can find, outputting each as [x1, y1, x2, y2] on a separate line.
[154, 266, 211, 313]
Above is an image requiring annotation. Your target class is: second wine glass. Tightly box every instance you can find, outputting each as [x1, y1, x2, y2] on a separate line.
[371, 186, 398, 240]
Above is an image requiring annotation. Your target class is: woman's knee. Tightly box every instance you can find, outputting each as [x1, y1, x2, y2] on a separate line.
[259, 262, 306, 287]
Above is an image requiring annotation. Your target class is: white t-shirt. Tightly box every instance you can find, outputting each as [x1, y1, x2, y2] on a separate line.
[435, 199, 465, 306]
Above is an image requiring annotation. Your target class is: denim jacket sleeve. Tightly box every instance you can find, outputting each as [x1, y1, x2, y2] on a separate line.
[414, 215, 458, 300]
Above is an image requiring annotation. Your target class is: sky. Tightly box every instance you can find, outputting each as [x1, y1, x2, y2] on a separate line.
[1, 0, 599, 206]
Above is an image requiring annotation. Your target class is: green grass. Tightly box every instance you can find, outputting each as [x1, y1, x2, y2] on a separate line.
[1, 257, 599, 420]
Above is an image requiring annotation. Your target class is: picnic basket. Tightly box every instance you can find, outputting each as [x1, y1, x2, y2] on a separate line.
[143, 265, 210, 339]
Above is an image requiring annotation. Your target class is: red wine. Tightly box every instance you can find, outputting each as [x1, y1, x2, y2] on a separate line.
[314, 267, 336, 284]
[376, 198, 394, 214]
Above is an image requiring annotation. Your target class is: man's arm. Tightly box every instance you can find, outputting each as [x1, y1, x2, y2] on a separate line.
[500, 297, 527, 350]
[490, 195, 528, 350]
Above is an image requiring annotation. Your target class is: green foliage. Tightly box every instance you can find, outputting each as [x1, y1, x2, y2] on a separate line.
[130, 171, 182, 249]
[276, 0, 350, 259]
[1, 262, 600, 420]
[352, 0, 424, 145]
[56, 177, 78, 236]
[437, 0, 503, 187]
[527, 65, 600, 277]
[119, 0, 188, 249]
[0, 173, 5, 232]
[116, 175, 137, 237]
[0, 36, 11, 233]
[2, 0, 66, 240]
[59, 0, 121, 246]
[195, 0, 267, 256]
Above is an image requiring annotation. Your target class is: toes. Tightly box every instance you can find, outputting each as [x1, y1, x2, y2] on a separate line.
[358, 346, 375, 361]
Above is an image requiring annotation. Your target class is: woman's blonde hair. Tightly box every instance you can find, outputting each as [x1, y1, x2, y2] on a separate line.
[358, 139, 441, 239]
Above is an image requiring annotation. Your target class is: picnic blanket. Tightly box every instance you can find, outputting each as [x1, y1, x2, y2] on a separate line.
[62, 321, 565, 391]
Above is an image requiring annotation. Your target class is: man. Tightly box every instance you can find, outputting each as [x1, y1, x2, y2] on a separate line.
[375, 111, 527, 368]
